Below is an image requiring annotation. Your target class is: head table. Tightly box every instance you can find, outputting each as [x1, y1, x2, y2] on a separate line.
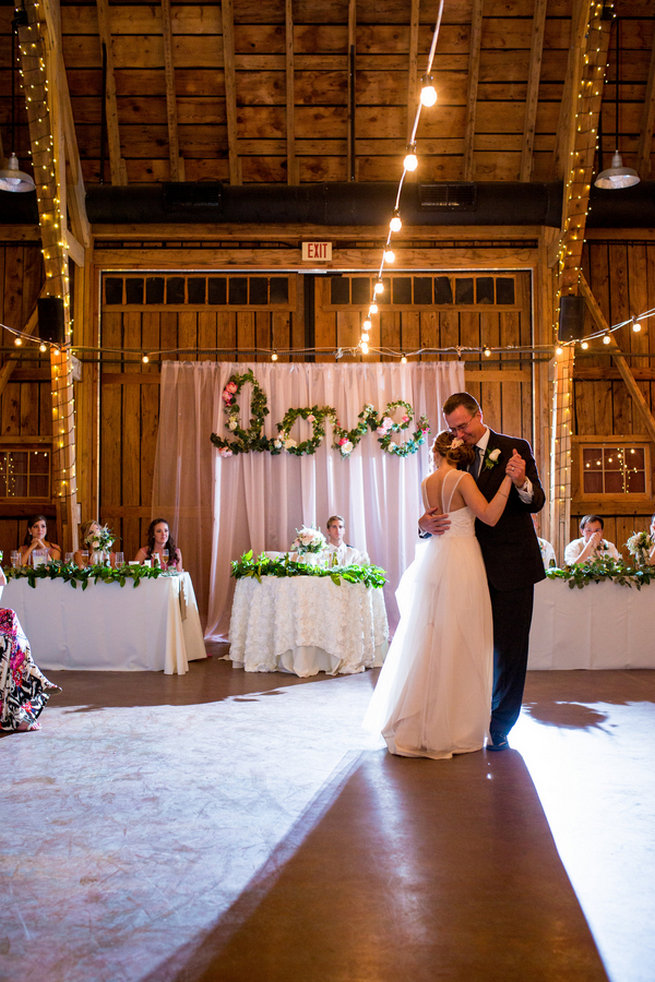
[228, 573, 389, 677]
[2, 571, 207, 675]
[528, 576, 655, 670]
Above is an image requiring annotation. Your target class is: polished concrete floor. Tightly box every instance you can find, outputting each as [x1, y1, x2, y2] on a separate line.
[1, 655, 654, 982]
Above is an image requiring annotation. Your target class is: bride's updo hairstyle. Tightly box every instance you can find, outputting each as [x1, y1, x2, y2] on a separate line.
[431, 431, 475, 471]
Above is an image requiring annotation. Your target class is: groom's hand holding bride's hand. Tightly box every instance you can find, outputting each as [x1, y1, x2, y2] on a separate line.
[418, 507, 451, 536]
[506, 448, 526, 486]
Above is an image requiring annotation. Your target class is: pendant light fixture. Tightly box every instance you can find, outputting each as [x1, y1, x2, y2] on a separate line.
[0, 7, 35, 194]
[595, 18, 639, 190]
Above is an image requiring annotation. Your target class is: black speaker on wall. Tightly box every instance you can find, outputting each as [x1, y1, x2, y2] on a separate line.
[37, 296, 65, 345]
[558, 295, 585, 342]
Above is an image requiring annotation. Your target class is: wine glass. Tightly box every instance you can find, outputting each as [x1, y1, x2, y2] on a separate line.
[162, 549, 170, 570]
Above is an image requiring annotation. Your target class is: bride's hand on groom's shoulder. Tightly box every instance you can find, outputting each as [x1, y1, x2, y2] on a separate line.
[419, 507, 450, 536]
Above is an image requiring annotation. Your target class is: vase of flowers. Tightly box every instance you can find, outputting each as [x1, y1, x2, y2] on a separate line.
[85, 524, 115, 566]
[626, 530, 653, 568]
[290, 526, 327, 562]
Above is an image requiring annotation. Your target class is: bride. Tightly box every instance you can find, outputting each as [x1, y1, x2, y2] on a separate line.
[363, 430, 513, 759]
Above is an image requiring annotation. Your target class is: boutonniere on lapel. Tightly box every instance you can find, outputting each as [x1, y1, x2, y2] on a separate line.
[484, 448, 501, 471]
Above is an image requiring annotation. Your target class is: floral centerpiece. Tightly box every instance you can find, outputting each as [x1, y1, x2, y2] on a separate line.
[290, 526, 327, 556]
[85, 524, 115, 565]
[626, 530, 654, 568]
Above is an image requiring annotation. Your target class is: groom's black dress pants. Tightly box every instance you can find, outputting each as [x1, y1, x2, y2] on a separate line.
[488, 582, 534, 735]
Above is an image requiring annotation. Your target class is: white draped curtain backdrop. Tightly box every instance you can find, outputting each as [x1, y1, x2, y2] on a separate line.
[152, 360, 464, 640]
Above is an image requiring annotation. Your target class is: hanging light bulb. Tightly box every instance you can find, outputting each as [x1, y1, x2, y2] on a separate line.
[362, 318, 372, 332]
[632, 316, 642, 333]
[420, 74, 437, 107]
[484, 346, 491, 358]
[594, 21, 639, 190]
[142, 353, 150, 364]
[403, 144, 418, 172]
[581, 340, 589, 350]
[389, 210, 402, 232]
[14, 336, 23, 346]
[603, 333, 611, 345]
[0, 152, 36, 193]
[271, 350, 278, 361]
[384, 249, 395, 263]
[39, 342, 47, 352]
[360, 340, 369, 355]
[361, 331, 370, 343]
[368, 302, 378, 316]
[374, 280, 384, 296]
[400, 354, 407, 364]
[555, 345, 564, 356]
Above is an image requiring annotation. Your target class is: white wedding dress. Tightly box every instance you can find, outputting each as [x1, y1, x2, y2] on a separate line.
[363, 469, 493, 759]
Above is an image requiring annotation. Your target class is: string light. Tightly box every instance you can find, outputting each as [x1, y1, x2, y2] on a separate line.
[403, 145, 418, 171]
[271, 350, 278, 361]
[142, 353, 149, 363]
[383, 249, 395, 263]
[632, 316, 642, 333]
[420, 75, 437, 107]
[389, 210, 402, 233]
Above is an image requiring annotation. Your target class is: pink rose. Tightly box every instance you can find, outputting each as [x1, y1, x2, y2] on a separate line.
[402, 415, 410, 423]
[222, 391, 233, 404]
[339, 437, 347, 446]
[226, 381, 238, 393]
[307, 414, 315, 423]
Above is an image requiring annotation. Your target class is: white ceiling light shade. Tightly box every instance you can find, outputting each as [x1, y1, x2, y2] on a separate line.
[594, 150, 640, 189]
[0, 151, 36, 193]
[594, 18, 639, 191]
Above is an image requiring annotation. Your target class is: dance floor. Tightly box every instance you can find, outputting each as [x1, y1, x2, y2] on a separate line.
[2, 656, 654, 982]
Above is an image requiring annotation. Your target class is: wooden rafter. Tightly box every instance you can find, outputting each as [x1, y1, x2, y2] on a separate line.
[637, 39, 655, 180]
[96, 0, 127, 185]
[579, 275, 655, 445]
[221, 0, 240, 185]
[407, 0, 420, 142]
[557, 4, 612, 297]
[462, 0, 482, 181]
[160, 0, 182, 182]
[520, 0, 547, 182]
[285, 0, 297, 185]
[347, 0, 356, 180]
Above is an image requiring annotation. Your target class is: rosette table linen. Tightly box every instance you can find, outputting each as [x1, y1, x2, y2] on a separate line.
[228, 575, 388, 677]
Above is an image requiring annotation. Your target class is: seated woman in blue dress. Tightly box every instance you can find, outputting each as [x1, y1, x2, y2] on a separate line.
[0, 569, 59, 732]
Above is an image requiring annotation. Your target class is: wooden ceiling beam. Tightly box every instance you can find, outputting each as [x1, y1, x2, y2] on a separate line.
[406, 0, 419, 142]
[285, 0, 297, 185]
[520, 0, 547, 182]
[95, 0, 127, 185]
[557, 4, 611, 297]
[161, 0, 183, 182]
[347, 0, 356, 180]
[462, 0, 482, 181]
[637, 38, 655, 180]
[221, 0, 240, 185]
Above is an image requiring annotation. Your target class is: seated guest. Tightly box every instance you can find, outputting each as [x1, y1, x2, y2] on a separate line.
[564, 514, 621, 565]
[0, 567, 60, 732]
[324, 514, 369, 566]
[134, 517, 182, 570]
[533, 517, 557, 567]
[74, 520, 116, 567]
[18, 514, 62, 565]
[538, 536, 557, 568]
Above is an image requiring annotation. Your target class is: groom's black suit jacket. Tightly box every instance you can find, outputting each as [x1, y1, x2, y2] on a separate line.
[474, 430, 546, 592]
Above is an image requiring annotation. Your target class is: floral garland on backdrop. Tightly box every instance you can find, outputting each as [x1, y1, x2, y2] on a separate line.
[210, 369, 430, 458]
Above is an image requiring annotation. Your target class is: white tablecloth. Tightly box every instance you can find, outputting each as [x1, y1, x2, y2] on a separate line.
[529, 577, 655, 670]
[228, 575, 389, 677]
[2, 572, 207, 675]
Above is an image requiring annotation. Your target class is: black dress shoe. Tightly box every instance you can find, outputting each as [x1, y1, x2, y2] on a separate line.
[487, 730, 509, 751]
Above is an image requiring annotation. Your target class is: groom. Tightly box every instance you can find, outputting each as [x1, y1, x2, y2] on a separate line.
[418, 392, 546, 750]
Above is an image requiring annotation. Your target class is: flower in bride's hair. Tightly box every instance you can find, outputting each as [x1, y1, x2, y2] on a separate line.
[450, 437, 463, 448]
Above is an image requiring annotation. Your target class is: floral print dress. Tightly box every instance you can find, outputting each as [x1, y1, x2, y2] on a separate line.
[0, 608, 59, 731]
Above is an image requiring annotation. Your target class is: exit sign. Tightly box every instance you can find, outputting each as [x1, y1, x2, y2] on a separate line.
[302, 241, 332, 262]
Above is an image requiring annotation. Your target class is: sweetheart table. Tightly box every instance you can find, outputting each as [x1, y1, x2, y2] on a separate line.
[2, 572, 207, 675]
[228, 575, 389, 677]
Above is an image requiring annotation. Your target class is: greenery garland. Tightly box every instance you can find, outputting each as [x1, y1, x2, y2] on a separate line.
[546, 558, 655, 590]
[210, 368, 271, 456]
[273, 406, 333, 456]
[210, 371, 430, 459]
[231, 550, 387, 588]
[6, 561, 168, 590]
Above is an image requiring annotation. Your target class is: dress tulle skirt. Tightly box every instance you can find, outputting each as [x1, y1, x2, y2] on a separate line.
[363, 526, 493, 759]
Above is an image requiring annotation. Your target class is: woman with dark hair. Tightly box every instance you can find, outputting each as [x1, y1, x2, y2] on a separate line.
[0, 568, 60, 732]
[134, 518, 182, 571]
[18, 514, 61, 565]
[364, 431, 513, 760]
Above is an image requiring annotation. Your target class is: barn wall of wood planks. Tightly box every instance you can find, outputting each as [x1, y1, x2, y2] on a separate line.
[2, 233, 655, 562]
